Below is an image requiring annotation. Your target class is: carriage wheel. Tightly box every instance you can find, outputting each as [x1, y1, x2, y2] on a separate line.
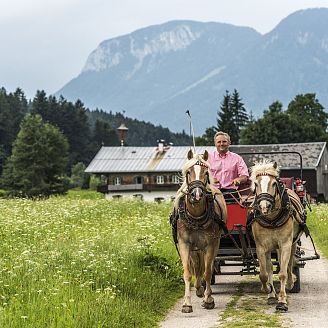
[290, 266, 301, 293]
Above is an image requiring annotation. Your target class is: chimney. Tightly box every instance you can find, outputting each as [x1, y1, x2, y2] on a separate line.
[117, 123, 128, 146]
[157, 139, 164, 152]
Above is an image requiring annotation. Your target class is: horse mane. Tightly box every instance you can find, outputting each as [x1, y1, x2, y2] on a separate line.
[250, 159, 280, 181]
[174, 153, 216, 208]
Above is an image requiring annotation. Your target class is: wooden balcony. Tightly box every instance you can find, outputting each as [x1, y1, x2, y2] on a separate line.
[97, 183, 179, 193]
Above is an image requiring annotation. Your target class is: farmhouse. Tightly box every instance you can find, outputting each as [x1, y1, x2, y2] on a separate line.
[85, 141, 328, 202]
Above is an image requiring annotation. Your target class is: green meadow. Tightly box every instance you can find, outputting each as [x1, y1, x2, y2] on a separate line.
[0, 192, 182, 327]
[0, 191, 327, 327]
[306, 203, 328, 258]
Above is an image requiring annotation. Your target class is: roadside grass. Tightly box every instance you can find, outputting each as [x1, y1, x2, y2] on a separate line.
[0, 196, 182, 327]
[218, 280, 289, 328]
[306, 203, 328, 258]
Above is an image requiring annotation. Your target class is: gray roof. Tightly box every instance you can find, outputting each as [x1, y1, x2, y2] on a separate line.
[85, 142, 327, 173]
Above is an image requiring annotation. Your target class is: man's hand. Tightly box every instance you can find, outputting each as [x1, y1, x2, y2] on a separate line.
[232, 178, 241, 186]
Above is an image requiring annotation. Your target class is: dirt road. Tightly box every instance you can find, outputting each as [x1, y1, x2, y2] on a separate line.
[160, 235, 328, 328]
[285, 236, 328, 327]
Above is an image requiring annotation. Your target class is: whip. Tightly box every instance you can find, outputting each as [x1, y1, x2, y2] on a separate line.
[186, 110, 196, 152]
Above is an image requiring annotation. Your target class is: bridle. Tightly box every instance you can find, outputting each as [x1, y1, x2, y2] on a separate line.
[251, 173, 291, 228]
[252, 173, 284, 214]
[185, 161, 210, 204]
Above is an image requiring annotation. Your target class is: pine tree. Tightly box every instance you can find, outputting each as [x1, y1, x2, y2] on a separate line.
[1, 114, 69, 197]
[0, 88, 28, 174]
[31, 90, 49, 116]
[230, 89, 248, 142]
[216, 89, 249, 144]
[217, 90, 238, 144]
[93, 119, 119, 147]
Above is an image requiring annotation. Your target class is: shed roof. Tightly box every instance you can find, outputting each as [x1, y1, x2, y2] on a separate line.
[85, 142, 327, 174]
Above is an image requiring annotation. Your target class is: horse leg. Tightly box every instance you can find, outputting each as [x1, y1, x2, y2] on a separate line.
[179, 242, 193, 313]
[195, 276, 204, 298]
[286, 243, 297, 290]
[265, 252, 277, 304]
[257, 247, 271, 294]
[194, 252, 205, 298]
[276, 244, 291, 312]
[201, 246, 216, 309]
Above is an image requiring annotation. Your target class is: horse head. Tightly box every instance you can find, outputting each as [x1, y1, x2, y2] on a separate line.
[184, 149, 211, 205]
[250, 160, 280, 215]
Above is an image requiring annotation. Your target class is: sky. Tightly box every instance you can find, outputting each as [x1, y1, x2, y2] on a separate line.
[1, 0, 328, 99]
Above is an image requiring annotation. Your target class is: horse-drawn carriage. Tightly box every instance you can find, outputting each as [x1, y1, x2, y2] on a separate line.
[170, 150, 320, 313]
[214, 151, 319, 295]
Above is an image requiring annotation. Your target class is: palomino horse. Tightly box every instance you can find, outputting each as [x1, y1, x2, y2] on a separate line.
[249, 160, 306, 312]
[170, 149, 227, 313]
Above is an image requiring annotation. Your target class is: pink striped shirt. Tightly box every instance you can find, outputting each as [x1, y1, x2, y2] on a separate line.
[208, 150, 249, 189]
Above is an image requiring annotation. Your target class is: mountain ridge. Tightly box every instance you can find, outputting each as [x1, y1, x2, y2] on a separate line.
[56, 8, 328, 134]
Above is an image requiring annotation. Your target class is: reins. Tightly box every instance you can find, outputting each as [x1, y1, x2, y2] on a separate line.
[221, 186, 253, 207]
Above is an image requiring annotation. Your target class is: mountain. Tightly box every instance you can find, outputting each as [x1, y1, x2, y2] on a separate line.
[56, 8, 328, 134]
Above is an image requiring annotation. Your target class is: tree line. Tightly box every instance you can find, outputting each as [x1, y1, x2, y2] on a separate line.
[1, 86, 327, 198]
[196, 90, 328, 146]
[0, 87, 191, 197]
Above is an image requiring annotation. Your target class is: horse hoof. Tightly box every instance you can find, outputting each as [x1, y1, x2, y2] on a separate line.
[182, 305, 193, 313]
[267, 297, 277, 305]
[196, 286, 204, 298]
[276, 302, 288, 312]
[201, 301, 215, 310]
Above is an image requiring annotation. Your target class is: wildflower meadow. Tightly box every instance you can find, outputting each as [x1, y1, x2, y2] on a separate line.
[0, 193, 182, 327]
[306, 203, 328, 258]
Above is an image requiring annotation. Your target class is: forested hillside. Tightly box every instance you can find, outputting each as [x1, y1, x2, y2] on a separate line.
[0, 87, 192, 176]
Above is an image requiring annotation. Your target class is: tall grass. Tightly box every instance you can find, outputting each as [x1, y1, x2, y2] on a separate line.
[0, 195, 182, 327]
[307, 203, 328, 258]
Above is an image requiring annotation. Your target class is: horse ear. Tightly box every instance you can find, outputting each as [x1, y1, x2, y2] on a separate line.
[187, 149, 193, 160]
[273, 162, 277, 169]
[203, 150, 208, 161]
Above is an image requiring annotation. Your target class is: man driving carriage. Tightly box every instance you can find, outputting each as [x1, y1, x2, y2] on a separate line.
[208, 131, 249, 203]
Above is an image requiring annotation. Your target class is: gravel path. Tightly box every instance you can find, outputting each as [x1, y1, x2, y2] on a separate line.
[285, 236, 328, 327]
[160, 235, 328, 328]
[160, 275, 243, 328]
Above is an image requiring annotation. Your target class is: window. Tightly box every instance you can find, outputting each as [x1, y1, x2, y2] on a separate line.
[113, 177, 122, 185]
[134, 176, 144, 184]
[171, 175, 180, 184]
[156, 176, 164, 184]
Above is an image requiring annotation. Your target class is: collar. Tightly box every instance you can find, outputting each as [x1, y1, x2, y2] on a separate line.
[216, 150, 230, 159]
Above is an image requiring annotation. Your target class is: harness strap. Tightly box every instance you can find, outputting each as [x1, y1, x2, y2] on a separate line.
[169, 192, 227, 255]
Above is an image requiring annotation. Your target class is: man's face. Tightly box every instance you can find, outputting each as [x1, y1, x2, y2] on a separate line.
[215, 135, 230, 154]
